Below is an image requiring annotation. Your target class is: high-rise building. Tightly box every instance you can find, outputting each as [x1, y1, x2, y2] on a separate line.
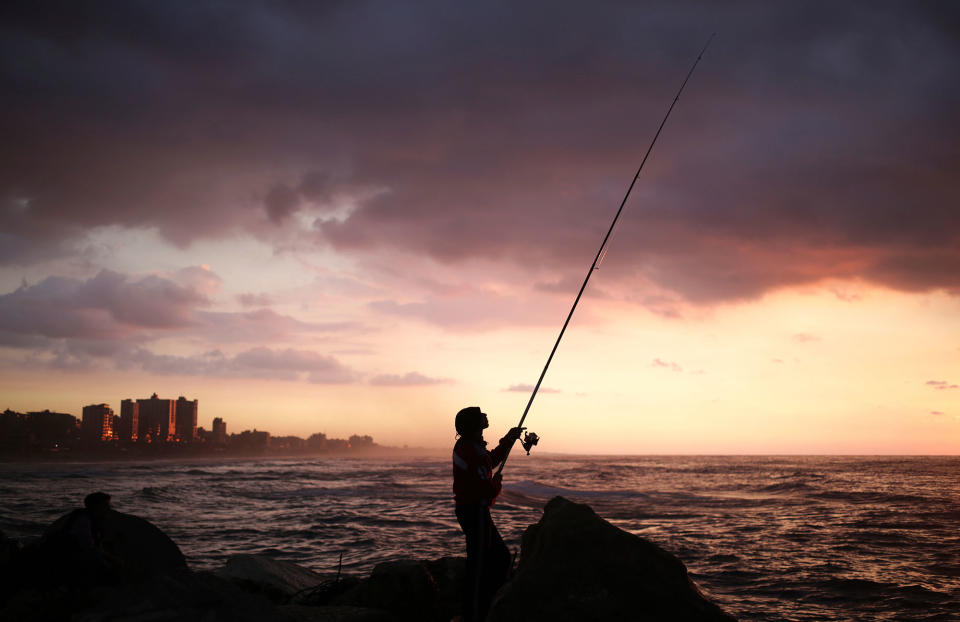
[175, 397, 198, 442]
[137, 393, 176, 443]
[13, 410, 80, 451]
[81, 404, 116, 442]
[119, 399, 139, 442]
[212, 417, 227, 445]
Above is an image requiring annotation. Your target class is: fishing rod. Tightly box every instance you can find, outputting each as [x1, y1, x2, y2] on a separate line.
[496, 34, 715, 477]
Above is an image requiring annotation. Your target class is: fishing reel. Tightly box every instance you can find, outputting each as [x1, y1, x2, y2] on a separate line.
[521, 431, 539, 455]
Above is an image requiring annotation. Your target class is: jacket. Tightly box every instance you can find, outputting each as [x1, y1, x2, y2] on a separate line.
[452, 434, 512, 506]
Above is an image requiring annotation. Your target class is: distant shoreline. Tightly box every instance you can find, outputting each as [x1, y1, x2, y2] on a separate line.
[0, 445, 447, 464]
[2, 451, 958, 465]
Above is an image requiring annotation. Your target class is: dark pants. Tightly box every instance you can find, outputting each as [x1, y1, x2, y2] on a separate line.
[455, 503, 511, 622]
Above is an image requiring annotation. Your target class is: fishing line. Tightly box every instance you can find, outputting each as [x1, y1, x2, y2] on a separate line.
[496, 33, 715, 476]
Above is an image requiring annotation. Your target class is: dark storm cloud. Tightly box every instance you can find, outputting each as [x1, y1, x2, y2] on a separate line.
[2, 1, 959, 301]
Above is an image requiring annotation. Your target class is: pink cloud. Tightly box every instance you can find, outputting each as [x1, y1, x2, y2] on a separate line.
[0, 269, 362, 369]
[652, 358, 682, 372]
[236, 292, 273, 308]
[369, 372, 453, 386]
[503, 384, 560, 394]
[130, 347, 356, 383]
[368, 288, 566, 331]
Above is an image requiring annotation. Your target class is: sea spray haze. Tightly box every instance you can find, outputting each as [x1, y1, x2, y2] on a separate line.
[1, 455, 958, 621]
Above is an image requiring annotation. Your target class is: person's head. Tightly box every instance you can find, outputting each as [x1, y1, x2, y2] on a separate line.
[455, 406, 489, 440]
[84, 491, 112, 517]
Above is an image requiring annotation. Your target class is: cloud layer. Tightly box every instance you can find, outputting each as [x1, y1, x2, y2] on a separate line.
[1, 1, 958, 306]
[0, 266, 363, 380]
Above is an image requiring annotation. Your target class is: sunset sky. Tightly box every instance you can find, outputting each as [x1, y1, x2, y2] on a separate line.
[1, 2, 958, 453]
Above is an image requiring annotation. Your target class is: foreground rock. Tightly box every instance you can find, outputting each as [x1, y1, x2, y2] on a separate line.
[101, 510, 187, 579]
[31, 506, 186, 585]
[0, 566, 286, 622]
[488, 496, 736, 622]
[218, 554, 325, 601]
[328, 557, 465, 622]
[280, 605, 397, 622]
[1, 494, 734, 621]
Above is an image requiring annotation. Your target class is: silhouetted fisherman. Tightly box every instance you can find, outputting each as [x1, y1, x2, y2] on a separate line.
[453, 406, 523, 622]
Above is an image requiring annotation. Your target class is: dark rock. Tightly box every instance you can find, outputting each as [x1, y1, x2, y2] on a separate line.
[104, 510, 187, 579]
[1, 586, 77, 622]
[0, 568, 287, 622]
[218, 554, 325, 602]
[333, 559, 442, 622]
[487, 496, 736, 622]
[299, 557, 463, 621]
[424, 556, 466, 619]
[74, 568, 288, 622]
[0, 530, 16, 568]
[293, 576, 364, 606]
[25, 507, 185, 587]
[280, 604, 398, 622]
[0, 529, 17, 602]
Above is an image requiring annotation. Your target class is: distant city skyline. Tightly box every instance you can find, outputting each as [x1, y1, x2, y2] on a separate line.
[1, 402, 381, 457]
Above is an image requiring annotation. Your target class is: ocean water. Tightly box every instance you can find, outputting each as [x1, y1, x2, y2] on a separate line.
[1, 455, 958, 621]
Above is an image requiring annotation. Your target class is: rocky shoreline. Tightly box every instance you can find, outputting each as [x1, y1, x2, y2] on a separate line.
[1, 496, 736, 621]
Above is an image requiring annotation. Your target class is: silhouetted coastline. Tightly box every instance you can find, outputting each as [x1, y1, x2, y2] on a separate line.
[1, 406, 417, 463]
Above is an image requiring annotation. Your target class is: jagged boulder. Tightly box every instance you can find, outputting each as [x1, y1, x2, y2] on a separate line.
[219, 554, 325, 601]
[487, 496, 736, 622]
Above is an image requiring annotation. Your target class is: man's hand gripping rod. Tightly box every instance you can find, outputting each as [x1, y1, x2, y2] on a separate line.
[496, 34, 715, 477]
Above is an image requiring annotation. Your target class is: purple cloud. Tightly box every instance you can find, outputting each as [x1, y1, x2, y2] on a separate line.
[368, 290, 566, 331]
[129, 346, 356, 383]
[236, 292, 273, 308]
[0, 269, 360, 359]
[0, 2, 957, 305]
[193, 309, 358, 343]
[926, 380, 958, 390]
[0, 270, 209, 341]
